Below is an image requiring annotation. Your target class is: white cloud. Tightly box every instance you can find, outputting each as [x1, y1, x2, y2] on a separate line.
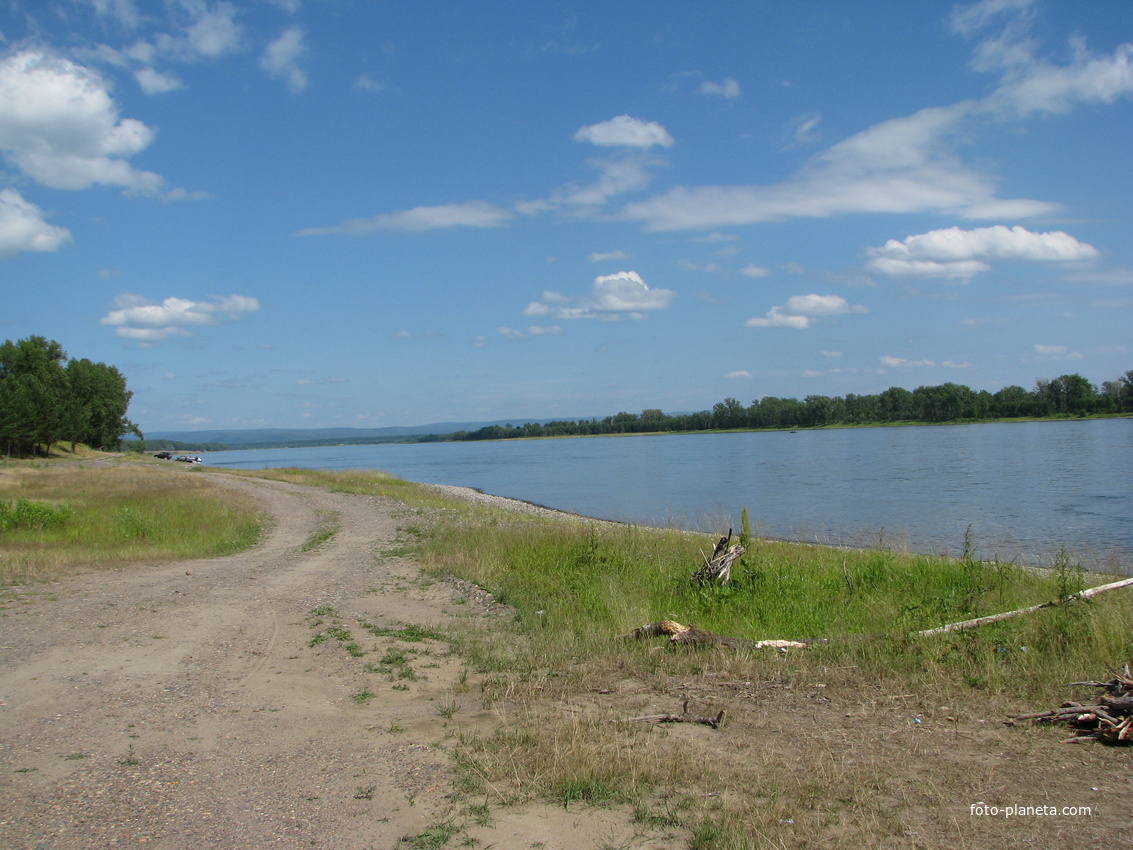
[185, 2, 242, 58]
[134, 66, 183, 94]
[698, 76, 741, 99]
[523, 270, 675, 321]
[880, 355, 935, 368]
[589, 250, 629, 263]
[787, 112, 822, 146]
[0, 189, 72, 257]
[725, 370, 752, 379]
[739, 264, 770, 278]
[552, 156, 658, 209]
[1033, 343, 1066, 355]
[100, 293, 260, 343]
[619, 7, 1133, 233]
[93, 0, 143, 29]
[622, 103, 1056, 230]
[297, 201, 512, 235]
[746, 294, 867, 330]
[354, 74, 389, 93]
[819, 350, 843, 357]
[866, 225, 1099, 279]
[261, 25, 307, 94]
[0, 51, 165, 194]
[573, 115, 674, 149]
[498, 325, 563, 340]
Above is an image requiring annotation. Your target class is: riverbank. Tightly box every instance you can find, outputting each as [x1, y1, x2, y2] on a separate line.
[4, 461, 1133, 848]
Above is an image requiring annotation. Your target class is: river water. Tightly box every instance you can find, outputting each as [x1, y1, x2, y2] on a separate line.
[203, 419, 1132, 569]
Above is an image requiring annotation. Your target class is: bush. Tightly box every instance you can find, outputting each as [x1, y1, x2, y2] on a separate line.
[0, 498, 74, 532]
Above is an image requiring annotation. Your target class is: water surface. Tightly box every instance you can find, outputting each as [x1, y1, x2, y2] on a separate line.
[204, 419, 1132, 568]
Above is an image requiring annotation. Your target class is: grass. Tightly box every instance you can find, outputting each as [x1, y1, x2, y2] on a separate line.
[299, 511, 340, 551]
[37, 462, 1126, 847]
[0, 463, 263, 585]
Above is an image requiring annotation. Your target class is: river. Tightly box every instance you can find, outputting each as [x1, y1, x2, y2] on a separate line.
[202, 418, 1132, 569]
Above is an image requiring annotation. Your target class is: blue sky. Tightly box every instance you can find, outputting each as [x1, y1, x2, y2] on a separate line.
[2, 0, 1131, 432]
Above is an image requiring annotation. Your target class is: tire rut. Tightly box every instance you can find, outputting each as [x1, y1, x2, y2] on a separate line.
[0, 472, 477, 849]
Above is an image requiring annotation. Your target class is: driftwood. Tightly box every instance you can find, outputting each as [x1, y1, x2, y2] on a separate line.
[628, 709, 726, 729]
[692, 529, 744, 585]
[1007, 669, 1133, 744]
[616, 619, 810, 651]
[915, 575, 1133, 638]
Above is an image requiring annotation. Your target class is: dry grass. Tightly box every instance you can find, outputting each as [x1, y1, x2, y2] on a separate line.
[0, 463, 262, 584]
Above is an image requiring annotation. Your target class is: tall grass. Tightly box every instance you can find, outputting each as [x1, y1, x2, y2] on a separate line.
[0, 465, 262, 584]
[413, 512, 1132, 693]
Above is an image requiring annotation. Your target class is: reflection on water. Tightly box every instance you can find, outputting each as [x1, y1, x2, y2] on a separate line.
[204, 419, 1132, 569]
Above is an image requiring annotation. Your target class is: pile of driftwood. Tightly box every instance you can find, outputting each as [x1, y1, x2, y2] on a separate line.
[1008, 670, 1133, 744]
[692, 529, 744, 585]
[616, 619, 812, 651]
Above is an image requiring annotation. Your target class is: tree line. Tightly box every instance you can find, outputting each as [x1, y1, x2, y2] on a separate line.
[0, 335, 141, 457]
[446, 370, 1133, 442]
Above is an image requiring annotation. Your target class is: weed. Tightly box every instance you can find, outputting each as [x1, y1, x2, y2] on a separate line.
[398, 817, 460, 849]
[437, 695, 462, 719]
[354, 785, 376, 799]
[0, 498, 73, 531]
[300, 514, 340, 552]
[351, 690, 376, 704]
[118, 744, 139, 766]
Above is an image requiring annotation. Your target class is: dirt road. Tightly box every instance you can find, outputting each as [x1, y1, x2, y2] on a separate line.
[0, 472, 667, 849]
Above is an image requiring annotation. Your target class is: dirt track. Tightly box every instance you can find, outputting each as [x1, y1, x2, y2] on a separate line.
[0, 471, 670, 849]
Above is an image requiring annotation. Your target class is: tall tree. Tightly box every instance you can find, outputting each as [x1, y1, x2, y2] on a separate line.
[0, 336, 68, 456]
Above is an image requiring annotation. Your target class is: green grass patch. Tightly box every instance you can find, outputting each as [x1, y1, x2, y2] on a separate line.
[0, 465, 263, 585]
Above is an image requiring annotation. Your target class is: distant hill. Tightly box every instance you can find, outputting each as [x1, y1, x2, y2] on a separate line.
[136, 419, 591, 448]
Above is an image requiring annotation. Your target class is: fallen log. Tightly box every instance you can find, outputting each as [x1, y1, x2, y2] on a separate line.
[615, 619, 811, 650]
[915, 575, 1133, 638]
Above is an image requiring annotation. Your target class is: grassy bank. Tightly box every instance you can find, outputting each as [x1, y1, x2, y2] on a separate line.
[9, 463, 1130, 846]
[0, 462, 262, 585]
[222, 467, 1133, 848]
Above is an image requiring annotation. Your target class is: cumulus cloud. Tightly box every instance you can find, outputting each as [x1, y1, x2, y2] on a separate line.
[698, 76, 742, 99]
[524, 271, 675, 321]
[0, 51, 165, 194]
[297, 201, 512, 235]
[573, 115, 674, 149]
[261, 25, 307, 93]
[739, 264, 771, 278]
[100, 293, 260, 343]
[866, 224, 1099, 279]
[0, 189, 72, 257]
[746, 294, 867, 329]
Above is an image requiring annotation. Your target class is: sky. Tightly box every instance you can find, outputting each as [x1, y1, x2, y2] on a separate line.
[1, 0, 1132, 433]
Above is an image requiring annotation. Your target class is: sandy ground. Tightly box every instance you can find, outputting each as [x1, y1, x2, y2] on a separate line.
[0, 471, 678, 849]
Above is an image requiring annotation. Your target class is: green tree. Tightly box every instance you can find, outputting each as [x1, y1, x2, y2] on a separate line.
[0, 336, 69, 456]
[65, 358, 141, 450]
